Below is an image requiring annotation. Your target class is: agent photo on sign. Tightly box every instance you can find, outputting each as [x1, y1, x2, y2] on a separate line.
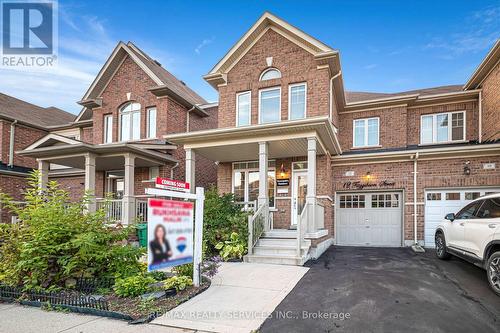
[149, 224, 173, 265]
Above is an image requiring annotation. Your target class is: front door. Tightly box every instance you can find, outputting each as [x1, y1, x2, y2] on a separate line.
[291, 171, 307, 226]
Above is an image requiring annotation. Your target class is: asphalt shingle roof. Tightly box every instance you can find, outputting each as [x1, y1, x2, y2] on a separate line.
[345, 85, 463, 103]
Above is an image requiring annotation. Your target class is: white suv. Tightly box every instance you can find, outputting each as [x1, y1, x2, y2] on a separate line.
[434, 193, 500, 296]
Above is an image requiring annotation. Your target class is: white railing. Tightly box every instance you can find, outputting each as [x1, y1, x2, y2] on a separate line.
[297, 202, 309, 257]
[96, 199, 122, 223]
[247, 202, 269, 255]
[315, 202, 325, 231]
[235, 200, 257, 213]
[135, 199, 148, 223]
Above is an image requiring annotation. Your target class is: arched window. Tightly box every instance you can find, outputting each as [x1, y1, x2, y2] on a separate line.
[259, 68, 281, 81]
[120, 102, 141, 141]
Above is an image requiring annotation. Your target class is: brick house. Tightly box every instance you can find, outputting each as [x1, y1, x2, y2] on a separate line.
[17, 41, 217, 224]
[165, 12, 500, 265]
[0, 93, 76, 222]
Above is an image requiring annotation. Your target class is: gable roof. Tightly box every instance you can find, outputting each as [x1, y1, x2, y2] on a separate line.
[76, 41, 206, 122]
[464, 39, 500, 90]
[0, 93, 75, 128]
[204, 12, 338, 88]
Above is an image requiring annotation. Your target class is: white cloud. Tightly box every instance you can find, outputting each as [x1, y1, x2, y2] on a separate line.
[363, 64, 378, 70]
[194, 37, 214, 55]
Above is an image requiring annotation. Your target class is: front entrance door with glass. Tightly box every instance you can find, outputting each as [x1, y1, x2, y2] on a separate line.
[291, 170, 307, 226]
[106, 170, 125, 198]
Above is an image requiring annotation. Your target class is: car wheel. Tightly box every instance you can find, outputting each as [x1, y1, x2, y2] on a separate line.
[486, 251, 500, 296]
[435, 233, 451, 260]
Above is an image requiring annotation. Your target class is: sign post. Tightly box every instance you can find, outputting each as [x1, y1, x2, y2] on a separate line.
[145, 184, 204, 287]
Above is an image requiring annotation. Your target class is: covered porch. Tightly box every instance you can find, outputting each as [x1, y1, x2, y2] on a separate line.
[18, 134, 178, 225]
[166, 116, 341, 264]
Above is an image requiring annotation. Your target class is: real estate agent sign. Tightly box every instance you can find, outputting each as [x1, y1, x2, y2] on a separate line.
[147, 198, 194, 271]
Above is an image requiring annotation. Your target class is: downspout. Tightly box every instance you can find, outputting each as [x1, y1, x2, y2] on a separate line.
[8, 120, 17, 167]
[478, 90, 482, 143]
[329, 71, 342, 120]
[170, 162, 179, 179]
[411, 152, 424, 252]
[186, 106, 196, 132]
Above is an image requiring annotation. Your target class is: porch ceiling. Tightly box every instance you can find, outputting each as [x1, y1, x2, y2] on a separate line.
[164, 116, 341, 162]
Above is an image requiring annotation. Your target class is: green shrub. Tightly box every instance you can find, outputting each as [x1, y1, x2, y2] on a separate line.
[203, 187, 248, 256]
[0, 172, 144, 289]
[215, 232, 246, 260]
[172, 263, 193, 278]
[113, 274, 156, 297]
[163, 276, 193, 292]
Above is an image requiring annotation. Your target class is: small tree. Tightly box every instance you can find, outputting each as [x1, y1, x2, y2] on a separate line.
[203, 187, 248, 256]
[0, 171, 144, 289]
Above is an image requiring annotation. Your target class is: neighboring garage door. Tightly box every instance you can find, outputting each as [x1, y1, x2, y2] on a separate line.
[424, 188, 500, 248]
[336, 192, 402, 247]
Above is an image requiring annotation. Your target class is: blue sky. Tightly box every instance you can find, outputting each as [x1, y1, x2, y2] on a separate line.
[1, 0, 499, 114]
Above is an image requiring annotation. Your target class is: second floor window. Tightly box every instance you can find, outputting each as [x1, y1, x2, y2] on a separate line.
[147, 107, 157, 138]
[104, 114, 113, 143]
[421, 111, 465, 144]
[120, 102, 141, 141]
[236, 91, 251, 126]
[289, 83, 306, 120]
[259, 87, 281, 124]
[353, 117, 379, 148]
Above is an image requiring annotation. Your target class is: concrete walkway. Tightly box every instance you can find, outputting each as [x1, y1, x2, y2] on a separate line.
[152, 262, 309, 333]
[0, 303, 200, 333]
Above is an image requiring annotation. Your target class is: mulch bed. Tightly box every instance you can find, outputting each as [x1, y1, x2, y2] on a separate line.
[106, 280, 211, 321]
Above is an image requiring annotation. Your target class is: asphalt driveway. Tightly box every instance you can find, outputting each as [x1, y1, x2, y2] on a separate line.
[260, 246, 500, 333]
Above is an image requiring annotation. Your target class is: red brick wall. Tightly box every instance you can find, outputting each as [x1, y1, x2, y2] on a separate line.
[332, 155, 500, 242]
[217, 29, 330, 129]
[481, 61, 500, 141]
[81, 127, 93, 143]
[0, 175, 29, 223]
[0, 121, 47, 168]
[51, 176, 85, 201]
[407, 101, 478, 146]
[338, 106, 408, 153]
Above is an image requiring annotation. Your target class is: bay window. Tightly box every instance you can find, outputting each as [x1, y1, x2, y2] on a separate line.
[353, 117, 379, 147]
[289, 83, 306, 120]
[120, 102, 141, 141]
[259, 87, 281, 124]
[233, 161, 276, 208]
[236, 91, 251, 126]
[420, 111, 465, 144]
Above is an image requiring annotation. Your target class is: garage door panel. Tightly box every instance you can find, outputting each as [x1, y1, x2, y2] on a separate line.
[336, 192, 402, 247]
[424, 188, 500, 248]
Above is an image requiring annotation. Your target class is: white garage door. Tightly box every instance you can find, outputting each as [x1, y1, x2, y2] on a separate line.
[336, 192, 402, 247]
[424, 188, 500, 248]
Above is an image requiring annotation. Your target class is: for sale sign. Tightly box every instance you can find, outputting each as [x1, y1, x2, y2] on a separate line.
[155, 177, 190, 192]
[147, 198, 193, 271]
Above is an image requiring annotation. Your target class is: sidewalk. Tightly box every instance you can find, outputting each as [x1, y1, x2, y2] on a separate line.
[0, 303, 200, 333]
[152, 262, 309, 333]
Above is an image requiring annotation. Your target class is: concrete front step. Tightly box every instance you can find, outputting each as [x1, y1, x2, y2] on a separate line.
[257, 237, 311, 247]
[253, 244, 308, 256]
[244, 254, 305, 266]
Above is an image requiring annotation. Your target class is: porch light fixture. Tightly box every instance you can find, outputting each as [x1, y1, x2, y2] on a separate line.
[278, 163, 288, 179]
[464, 161, 471, 176]
[364, 172, 373, 182]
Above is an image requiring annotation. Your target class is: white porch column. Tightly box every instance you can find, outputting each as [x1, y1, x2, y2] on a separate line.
[37, 159, 49, 189]
[185, 148, 195, 193]
[84, 153, 97, 212]
[122, 153, 135, 225]
[307, 137, 317, 232]
[258, 141, 268, 207]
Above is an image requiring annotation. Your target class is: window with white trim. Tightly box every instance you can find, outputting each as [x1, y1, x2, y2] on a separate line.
[420, 111, 465, 144]
[236, 91, 251, 126]
[120, 102, 141, 141]
[289, 83, 306, 120]
[232, 161, 276, 208]
[147, 107, 157, 138]
[104, 114, 113, 143]
[259, 68, 281, 81]
[353, 117, 379, 147]
[259, 88, 281, 124]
